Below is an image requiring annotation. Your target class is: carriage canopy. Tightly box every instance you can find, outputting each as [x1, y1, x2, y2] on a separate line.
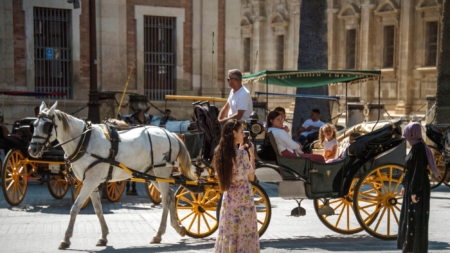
[242, 70, 381, 87]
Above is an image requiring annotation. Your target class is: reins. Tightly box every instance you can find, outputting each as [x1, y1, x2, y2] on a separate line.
[53, 127, 92, 149]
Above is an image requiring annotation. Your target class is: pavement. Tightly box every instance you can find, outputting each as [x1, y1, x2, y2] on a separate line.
[0, 180, 449, 253]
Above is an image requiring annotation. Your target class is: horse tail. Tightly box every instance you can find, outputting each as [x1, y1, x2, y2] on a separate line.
[174, 134, 197, 180]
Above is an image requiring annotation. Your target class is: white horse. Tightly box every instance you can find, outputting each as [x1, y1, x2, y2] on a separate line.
[28, 102, 196, 249]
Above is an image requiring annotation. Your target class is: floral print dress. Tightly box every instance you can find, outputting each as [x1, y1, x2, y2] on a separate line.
[214, 149, 260, 253]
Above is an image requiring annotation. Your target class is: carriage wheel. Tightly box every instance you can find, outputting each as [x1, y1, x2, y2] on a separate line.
[216, 182, 272, 238]
[428, 146, 446, 188]
[70, 177, 90, 209]
[313, 178, 364, 234]
[105, 181, 125, 202]
[175, 184, 221, 238]
[47, 174, 69, 199]
[146, 182, 162, 205]
[2, 149, 28, 206]
[353, 164, 404, 240]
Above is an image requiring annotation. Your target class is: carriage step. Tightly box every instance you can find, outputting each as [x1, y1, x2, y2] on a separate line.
[318, 205, 335, 216]
[291, 207, 306, 217]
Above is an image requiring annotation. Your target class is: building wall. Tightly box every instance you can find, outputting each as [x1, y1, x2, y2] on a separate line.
[327, 0, 442, 116]
[0, 0, 241, 126]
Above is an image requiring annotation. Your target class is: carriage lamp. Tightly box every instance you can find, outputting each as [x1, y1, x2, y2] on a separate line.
[247, 111, 264, 141]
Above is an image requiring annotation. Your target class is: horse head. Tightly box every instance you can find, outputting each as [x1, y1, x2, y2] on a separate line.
[28, 101, 58, 158]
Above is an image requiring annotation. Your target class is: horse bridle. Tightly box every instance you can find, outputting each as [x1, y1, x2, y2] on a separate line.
[30, 113, 56, 150]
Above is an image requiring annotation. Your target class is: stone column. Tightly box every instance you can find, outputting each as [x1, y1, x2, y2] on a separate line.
[359, 0, 376, 103]
[0, 0, 14, 88]
[97, 0, 127, 92]
[224, 0, 241, 95]
[192, 0, 202, 95]
[200, 0, 218, 96]
[395, 1, 415, 115]
[98, 92, 117, 121]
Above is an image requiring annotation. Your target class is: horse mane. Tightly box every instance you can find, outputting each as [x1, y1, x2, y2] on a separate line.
[54, 110, 76, 133]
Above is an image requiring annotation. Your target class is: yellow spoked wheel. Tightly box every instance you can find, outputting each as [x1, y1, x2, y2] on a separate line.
[2, 149, 28, 206]
[313, 178, 364, 234]
[428, 146, 447, 188]
[216, 182, 272, 238]
[105, 181, 125, 202]
[70, 177, 90, 209]
[175, 184, 221, 238]
[353, 164, 404, 240]
[146, 183, 162, 205]
[47, 174, 69, 199]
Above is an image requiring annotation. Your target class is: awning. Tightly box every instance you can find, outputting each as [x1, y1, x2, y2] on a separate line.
[242, 70, 381, 88]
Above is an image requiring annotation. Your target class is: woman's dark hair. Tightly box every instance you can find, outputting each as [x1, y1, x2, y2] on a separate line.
[212, 119, 242, 191]
[266, 111, 280, 128]
[273, 107, 286, 114]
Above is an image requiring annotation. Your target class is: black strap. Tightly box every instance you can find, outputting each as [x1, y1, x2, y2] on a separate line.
[147, 130, 154, 167]
[65, 120, 92, 163]
[160, 128, 172, 162]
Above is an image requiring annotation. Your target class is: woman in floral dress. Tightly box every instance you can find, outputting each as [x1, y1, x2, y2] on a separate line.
[213, 119, 259, 253]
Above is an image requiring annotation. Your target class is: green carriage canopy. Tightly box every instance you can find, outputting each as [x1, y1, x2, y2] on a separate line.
[242, 70, 381, 88]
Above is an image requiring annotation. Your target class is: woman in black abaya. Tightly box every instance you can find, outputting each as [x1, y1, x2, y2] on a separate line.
[398, 122, 440, 253]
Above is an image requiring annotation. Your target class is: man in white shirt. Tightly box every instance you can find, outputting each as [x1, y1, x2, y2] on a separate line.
[218, 69, 253, 124]
[294, 109, 324, 145]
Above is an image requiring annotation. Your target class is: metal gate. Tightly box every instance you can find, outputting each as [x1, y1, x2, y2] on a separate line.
[144, 16, 176, 101]
[34, 7, 72, 99]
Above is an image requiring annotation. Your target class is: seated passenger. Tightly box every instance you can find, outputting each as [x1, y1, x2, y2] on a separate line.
[341, 132, 361, 158]
[273, 107, 290, 133]
[319, 123, 338, 163]
[294, 108, 324, 145]
[267, 111, 302, 157]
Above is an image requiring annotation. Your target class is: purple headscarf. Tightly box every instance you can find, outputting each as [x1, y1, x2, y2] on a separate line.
[403, 122, 439, 179]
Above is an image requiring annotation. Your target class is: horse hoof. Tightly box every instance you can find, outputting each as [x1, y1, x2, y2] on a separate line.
[58, 242, 70, 250]
[150, 237, 161, 244]
[179, 226, 186, 237]
[96, 239, 108, 247]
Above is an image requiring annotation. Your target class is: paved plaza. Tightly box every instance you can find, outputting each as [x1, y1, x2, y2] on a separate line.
[0, 181, 449, 253]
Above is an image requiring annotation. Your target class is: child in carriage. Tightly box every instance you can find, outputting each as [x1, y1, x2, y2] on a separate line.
[319, 123, 338, 163]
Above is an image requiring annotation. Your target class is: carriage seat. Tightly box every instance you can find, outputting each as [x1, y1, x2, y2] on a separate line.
[267, 131, 344, 198]
[267, 131, 325, 179]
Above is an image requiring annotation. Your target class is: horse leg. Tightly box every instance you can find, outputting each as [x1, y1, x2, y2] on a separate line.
[150, 181, 169, 244]
[167, 186, 186, 237]
[149, 182, 185, 244]
[59, 179, 99, 250]
[90, 187, 109, 246]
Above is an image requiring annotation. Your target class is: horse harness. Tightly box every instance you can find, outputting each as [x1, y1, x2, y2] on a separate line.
[73, 123, 175, 184]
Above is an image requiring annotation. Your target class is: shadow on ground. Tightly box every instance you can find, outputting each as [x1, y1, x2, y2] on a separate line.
[62, 235, 450, 252]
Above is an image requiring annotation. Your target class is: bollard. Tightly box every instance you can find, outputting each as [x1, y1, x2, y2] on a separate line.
[99, 92, 117, 121]
[425, 95, 436, 145]
[426, 95, 436, 125]
[346, 102, 365, 128]
[367, 103, 385, 122]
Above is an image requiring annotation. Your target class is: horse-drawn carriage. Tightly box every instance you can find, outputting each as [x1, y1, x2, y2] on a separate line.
[20, 70, 412, 250]
[425, 124, 450, 188]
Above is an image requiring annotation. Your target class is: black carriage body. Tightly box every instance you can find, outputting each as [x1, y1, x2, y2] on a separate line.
[258, 121, 406, 199]
[2, 116, 66, 172]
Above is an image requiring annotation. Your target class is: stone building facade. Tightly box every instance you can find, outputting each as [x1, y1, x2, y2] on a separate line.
[0, 0, 242, 125]
[240, 0, 300, 112]
[327, 0, 442, 116]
